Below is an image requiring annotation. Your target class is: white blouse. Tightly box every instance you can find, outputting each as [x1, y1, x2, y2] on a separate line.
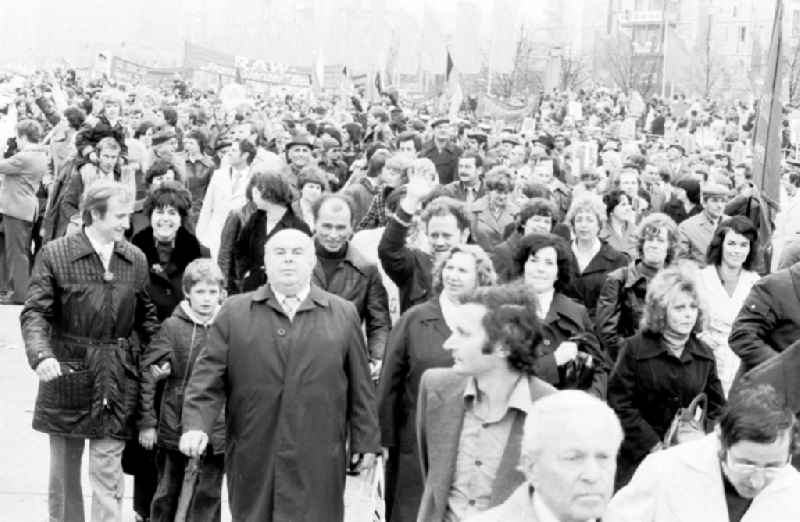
[697, 265, 760, 396]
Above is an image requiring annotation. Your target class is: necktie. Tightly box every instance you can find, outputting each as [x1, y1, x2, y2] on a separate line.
[283, 295, 301, 321]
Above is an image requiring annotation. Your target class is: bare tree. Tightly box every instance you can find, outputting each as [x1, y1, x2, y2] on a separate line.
[489, 26, 542, 98]
[598, 33, 659, 97]
[786, 39, 800, 104]
[560, 51, 588, 90]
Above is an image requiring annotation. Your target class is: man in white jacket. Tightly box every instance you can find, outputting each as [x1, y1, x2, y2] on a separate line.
[196, 139, 255, 260]
[605, 384, 800, 522]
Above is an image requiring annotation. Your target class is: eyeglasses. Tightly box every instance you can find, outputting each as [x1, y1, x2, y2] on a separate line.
[723, 452, 790, 476]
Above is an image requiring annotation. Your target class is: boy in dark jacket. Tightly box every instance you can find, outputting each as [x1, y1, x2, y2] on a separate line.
[138, 259, 226, 522]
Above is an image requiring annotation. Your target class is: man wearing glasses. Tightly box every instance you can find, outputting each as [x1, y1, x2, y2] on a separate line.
[604, 384, 800, 521]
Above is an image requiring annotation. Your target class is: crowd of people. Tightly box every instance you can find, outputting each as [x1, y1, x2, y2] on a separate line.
[6, 66, 800, 522]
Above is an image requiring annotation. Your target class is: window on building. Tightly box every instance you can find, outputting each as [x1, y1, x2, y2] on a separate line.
[740, 26, 746, 43]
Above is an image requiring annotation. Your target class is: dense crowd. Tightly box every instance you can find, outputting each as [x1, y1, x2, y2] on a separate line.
[5, 68, 800, 522]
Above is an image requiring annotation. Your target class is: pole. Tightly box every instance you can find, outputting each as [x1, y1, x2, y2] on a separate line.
[661, 1, 668, 98]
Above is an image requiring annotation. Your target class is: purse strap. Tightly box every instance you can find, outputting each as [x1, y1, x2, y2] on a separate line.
[682, 392, 708, 424]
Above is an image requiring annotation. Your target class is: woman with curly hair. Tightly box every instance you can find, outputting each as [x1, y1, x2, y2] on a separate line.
[131, 181, 207, 321]
[595, 212, 679, 362]
[514, 233, 609, 397]
[608, 264, 726, 489]
[377, 244, 497, 522]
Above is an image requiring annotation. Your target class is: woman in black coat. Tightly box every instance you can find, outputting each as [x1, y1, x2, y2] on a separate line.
[564, 193, 629, 319]
[608, 264, 726, 489]
[128, 181, 207, 521]
[513, 233, 610, 398]
[233, 170, 312, 292]
[131, 182, 207, 321]
[377, 244, 497, 522]
[595, 212, 678, 362]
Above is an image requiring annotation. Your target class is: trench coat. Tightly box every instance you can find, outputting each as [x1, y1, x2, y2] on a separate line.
[607, 331, 725, 488]
[377, 299, 454, 522]
[181, 284, 380, 521]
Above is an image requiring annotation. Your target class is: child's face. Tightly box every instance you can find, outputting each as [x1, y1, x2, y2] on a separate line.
[186, 281, 222, 317]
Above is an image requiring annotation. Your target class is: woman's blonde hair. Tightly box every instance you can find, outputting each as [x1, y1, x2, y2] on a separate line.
[565, 193, 607, 229]
[431, 244, 498, 296]
[641, 262, 706, 334]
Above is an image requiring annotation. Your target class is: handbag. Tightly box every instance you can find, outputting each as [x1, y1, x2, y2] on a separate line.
[663, 393, 708, 448]
[344, 456, 385, 522]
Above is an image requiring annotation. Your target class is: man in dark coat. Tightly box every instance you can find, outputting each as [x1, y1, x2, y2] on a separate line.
[734, 338, 800, 469]
[20, 181, 160, 522]
[312, 194, 390, 364]
[420, 118, 462, 185]
[729, 261, 800, 375]
[179, 229, 380, 521]
[378, 174, 471, 313]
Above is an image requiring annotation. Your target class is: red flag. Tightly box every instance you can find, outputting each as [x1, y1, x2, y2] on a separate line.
[751, 0, 783, 259]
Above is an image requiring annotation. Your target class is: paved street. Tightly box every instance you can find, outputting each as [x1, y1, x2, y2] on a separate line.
[0, 305, 231, 521]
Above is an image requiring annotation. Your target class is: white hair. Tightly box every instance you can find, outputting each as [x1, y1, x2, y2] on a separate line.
[522, 390, 623, 460]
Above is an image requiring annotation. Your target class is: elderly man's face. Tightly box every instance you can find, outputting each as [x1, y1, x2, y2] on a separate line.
[527, 410, 619, 522]
[264, 230, 315, 293]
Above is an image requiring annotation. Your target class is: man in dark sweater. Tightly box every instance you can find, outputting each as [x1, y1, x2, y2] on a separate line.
[312, 194, 390, 367]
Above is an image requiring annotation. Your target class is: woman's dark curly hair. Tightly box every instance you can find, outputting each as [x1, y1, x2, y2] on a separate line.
[512, 233, 573, 293]
[458, 283, 543, 375]
[145, 159, 181, 186]
[143, 180, 192, 219]
[705, 215, 758, 270]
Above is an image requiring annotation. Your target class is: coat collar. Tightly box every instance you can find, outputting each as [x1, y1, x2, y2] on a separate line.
[312, 242, 370, 284]
[68, 230, 136, 265]
[631, 331, 715, 362]
[251, 282, 330, 311]
[544, 292, 585, 326]
[132, 226, 199, 274]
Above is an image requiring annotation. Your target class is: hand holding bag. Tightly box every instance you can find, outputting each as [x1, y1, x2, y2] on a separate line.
[663, 393, 708, 448]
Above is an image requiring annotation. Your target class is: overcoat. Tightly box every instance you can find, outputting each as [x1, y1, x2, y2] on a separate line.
[535, 293, 610, 398]
[378, 206, 434, 313]
[181, 284, 380, 521]
[377, 299, 453, 522]
[568, 241, 628, 319]
[607, 331, 726, 488]
[728, 263, 800, 375]
[20, 231, 160, 439]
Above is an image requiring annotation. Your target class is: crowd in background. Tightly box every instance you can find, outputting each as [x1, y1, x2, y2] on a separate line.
[6, 66, 800, 522]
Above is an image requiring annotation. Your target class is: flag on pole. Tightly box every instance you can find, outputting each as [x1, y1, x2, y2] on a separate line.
[445, 50, 464, 119]
[751, 0, 783, 263]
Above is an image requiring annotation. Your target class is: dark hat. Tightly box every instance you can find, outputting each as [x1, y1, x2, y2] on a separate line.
[151, 128, 176, 147]
[319, 136, 341, 152]
[466, 131, 488, 145]
[430, 117, 450, 128]
[214, 139, 233, 153]
[410, 119, 427, 132]
[285, 133, 315, 151]
[702, 182, 731, 198]
[531, 134, 554, 150]
[501, 135, 522, 146]
[675, 177, 701, 201]
[667, 142, 685, 154]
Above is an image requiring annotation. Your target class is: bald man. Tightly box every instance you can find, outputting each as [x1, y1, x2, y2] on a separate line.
[467, 391, 623, 522]
[179, 229, 380, 521]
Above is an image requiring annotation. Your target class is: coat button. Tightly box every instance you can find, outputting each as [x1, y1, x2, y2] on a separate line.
[277, 328, 286, 336]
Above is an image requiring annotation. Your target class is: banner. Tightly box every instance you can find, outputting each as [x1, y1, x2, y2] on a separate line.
[110, 56, 151, 84]
[476, 95, 536, 121]
[751, 0, 783, 251]
[184, 42, 310, 87]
